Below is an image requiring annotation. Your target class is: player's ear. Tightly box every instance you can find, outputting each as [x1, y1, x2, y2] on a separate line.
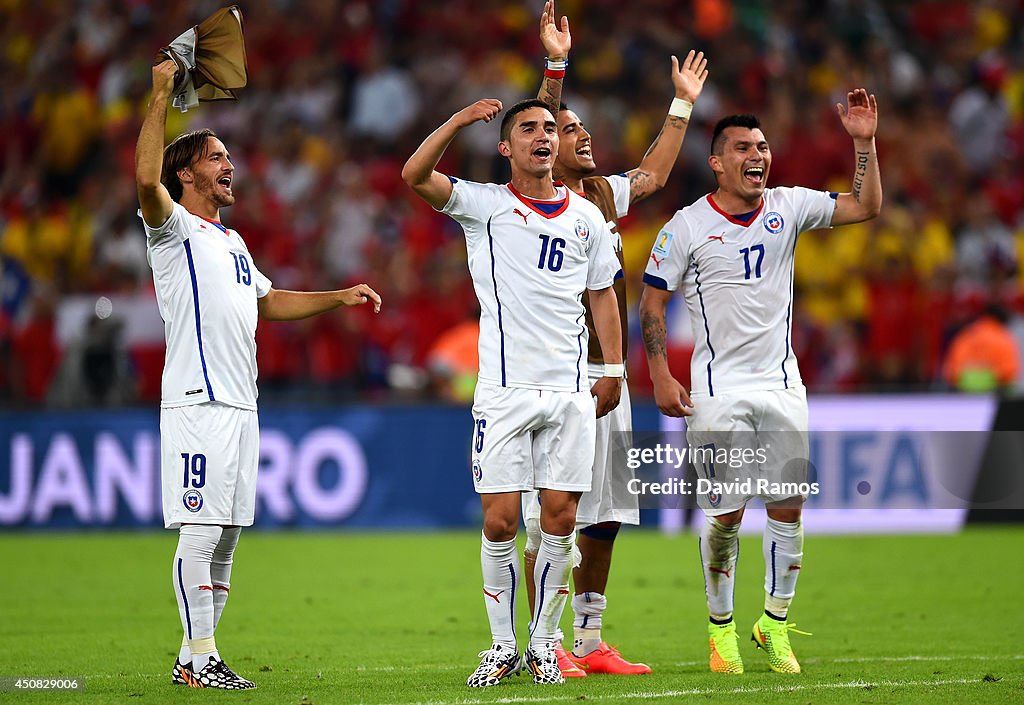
[497, 140, 512, 159]
[178, 167, 194, 184]
[708, 154, 723, 175]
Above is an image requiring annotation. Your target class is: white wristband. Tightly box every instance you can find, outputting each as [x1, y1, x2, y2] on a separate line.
[545, 57, 568, 71]
[603, 363, 625, 378]
[669, 97, 693, 120]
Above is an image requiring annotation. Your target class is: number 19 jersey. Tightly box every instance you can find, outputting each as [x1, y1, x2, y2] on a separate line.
[643, 187, 837, 396]
[141, 202, 272, 410]
[442, 178, 619, 392]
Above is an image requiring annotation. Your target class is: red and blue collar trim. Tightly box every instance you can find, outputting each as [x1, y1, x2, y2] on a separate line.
[507, 182, 570, 218]
[706, 193, 764, 227]
[199, 216, 229, 234]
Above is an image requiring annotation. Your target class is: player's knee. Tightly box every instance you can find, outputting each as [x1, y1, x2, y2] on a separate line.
[540, 509, 576, 536]
[765, 502, 802, 524]
[483, 514, 518, 542]
[713, 508, 744, 526]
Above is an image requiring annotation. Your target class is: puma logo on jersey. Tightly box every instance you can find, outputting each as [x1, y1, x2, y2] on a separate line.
[650, 253, 664, 269]
[707, 233, 726, 243]
[513, 208, 530, 224]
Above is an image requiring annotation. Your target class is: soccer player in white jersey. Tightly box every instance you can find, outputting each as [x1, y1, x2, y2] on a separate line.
[136, 60, 381, 690]
[639, 90, 881, 675]
[402, 96, 624, 687]
[520, 0, 709, 678]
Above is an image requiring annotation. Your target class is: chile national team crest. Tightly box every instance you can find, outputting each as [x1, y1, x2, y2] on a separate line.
[763, 212, 785, 234]
[574, 219, 590, 242]
[183, 490, 204, 512]
[472, 460, 483, 483]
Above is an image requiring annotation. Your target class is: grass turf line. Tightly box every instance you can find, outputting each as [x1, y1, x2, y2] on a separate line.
[1, 527, 1022, 704]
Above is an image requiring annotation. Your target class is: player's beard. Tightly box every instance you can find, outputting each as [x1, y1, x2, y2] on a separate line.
[195, 171, 235, 208]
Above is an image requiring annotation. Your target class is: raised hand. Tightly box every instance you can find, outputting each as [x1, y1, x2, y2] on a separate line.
[539, 0, 570, 59]
[452, 99, 504, 129]
[836, 88, 878, 141]
[152, 59, 178, 99]
[671, 50, 709, 104]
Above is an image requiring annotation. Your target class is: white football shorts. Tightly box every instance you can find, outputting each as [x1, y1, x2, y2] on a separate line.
[523, 373, 639, 527]
[161, 402, 260, 529]
[471, 382, 596, 493]
[685, 384, 809, 516]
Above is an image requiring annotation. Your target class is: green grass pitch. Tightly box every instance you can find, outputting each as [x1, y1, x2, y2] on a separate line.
[2, 527, 1022, 704]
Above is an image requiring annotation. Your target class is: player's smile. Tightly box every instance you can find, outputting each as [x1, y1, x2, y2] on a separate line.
[556, 110, 596, 174]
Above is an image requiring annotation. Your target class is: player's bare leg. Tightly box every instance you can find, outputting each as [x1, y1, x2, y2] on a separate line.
[702, 507, 744, 674]
[568, 523, 651, 674]
[752, 500, 810, 673]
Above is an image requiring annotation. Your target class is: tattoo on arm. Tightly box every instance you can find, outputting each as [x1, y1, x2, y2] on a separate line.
[539, 78, 563, 115]
[666, 116, 686, 130]
[852, 151, 869, 202]
[641, 310, 667, 360]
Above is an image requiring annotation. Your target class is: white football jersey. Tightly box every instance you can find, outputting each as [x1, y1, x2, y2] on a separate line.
[644, 187, 837, 396]
[442, 178, 619, 392]
[141, 202, 272, 409]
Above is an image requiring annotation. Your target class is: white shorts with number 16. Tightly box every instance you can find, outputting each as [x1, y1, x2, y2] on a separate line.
[470, 382, 596, 493]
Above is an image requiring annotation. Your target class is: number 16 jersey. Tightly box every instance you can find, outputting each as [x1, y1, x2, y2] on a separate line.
[643, 186, 837, 396]
[442, 178, 619, 392]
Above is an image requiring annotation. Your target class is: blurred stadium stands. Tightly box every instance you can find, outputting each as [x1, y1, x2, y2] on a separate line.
[2, 0, 1024, 407]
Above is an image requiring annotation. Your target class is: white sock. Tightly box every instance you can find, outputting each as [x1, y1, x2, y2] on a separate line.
[480, 533, 519, 649]
[700, 517, 740, 621]
[530, 531, 574, 647]
[178, 636, 190, 665]
[572, 592, 607, 656]
[211, 527, 240, 629]
[172, 524, 223, 672]
[763, 518, 803, 619]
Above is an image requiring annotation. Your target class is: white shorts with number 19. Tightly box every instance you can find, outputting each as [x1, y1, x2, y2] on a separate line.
[470, 382, 596, 493]
[161, 402, 260, 529]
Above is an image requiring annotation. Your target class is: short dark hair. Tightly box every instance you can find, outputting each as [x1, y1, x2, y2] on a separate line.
[162, 128, 217, 202]
[710, 114, 761, 155]
[499, 99, 552, 142]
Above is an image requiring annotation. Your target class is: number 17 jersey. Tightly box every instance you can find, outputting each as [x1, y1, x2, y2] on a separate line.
[442, 178, 619, 392]
[643, 186, 837, 396]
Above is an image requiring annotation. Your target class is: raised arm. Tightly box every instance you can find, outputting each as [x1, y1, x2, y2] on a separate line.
[831, 88, 882, 226]
[135, 60, 178, 227]
[401, 99, 503, 210]
[625, 50, 709, 204]
[639, 284, 693, 417]
[258, 284, 381, 321]
[588, 285, 623, 418]
[536, 0, 571, 115]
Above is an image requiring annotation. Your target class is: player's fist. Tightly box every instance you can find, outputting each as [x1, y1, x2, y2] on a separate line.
[152, 59, 178, 98]
[591, 376, 622, 419]
[452, 100, 503, 128]
[653, 376, 694, 417]
[671, 50, 709, 104]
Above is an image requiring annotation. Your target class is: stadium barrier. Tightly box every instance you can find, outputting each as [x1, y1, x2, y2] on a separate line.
[0, 396, 1012, 532]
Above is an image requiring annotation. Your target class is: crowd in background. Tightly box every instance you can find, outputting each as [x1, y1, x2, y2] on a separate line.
[2, 0, 1023, 407]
